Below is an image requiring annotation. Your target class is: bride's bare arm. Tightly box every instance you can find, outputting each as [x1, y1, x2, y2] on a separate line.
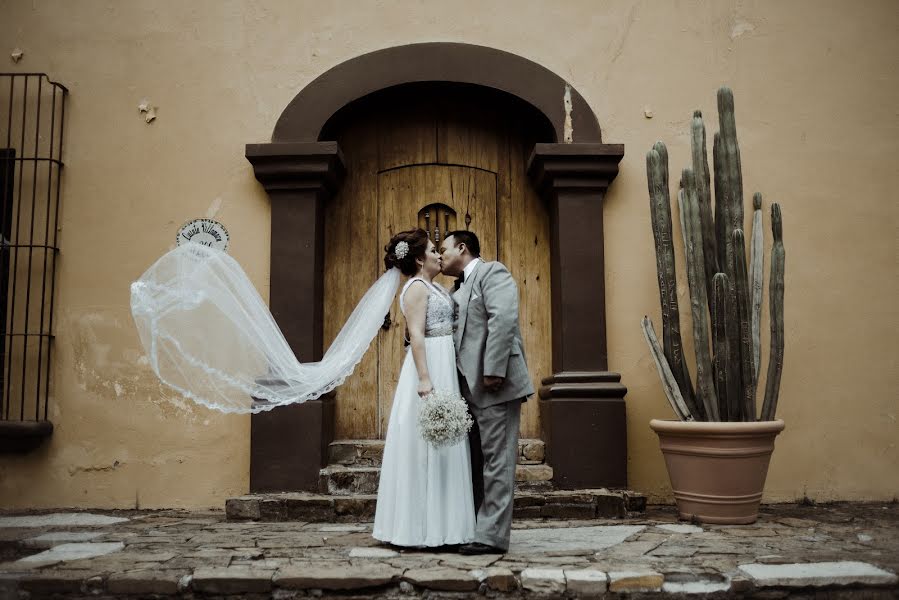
[403, 282, 433, 397]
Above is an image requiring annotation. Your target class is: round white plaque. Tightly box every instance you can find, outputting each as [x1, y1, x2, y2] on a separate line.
[176, 218, 229, 251]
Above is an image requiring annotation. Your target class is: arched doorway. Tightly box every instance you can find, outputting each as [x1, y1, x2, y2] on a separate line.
[246, 43, 627, 492]
[320, 83, 554, 440]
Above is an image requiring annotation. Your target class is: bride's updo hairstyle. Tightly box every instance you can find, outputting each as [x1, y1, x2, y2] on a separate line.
[384, 228, 429, 276]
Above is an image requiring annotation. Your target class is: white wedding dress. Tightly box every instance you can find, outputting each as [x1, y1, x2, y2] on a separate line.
[373, 277, 476, 547]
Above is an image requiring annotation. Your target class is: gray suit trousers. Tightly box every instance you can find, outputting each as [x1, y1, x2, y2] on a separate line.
[467, 398, 522, 551]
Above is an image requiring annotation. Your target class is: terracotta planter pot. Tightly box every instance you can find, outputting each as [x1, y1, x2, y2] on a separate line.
[650, 419, 785, 525]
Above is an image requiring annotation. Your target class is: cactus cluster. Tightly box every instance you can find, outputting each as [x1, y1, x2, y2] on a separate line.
[642, 87, 785, 422]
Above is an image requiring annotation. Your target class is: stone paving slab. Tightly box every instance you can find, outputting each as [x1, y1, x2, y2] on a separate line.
[520, 567, 567, 594]
[738, 560, 899, 587]
[18, 541, 125, 564]
[404, 566, 480, 591]
[0, 503, 895, 597]
[21, 531, 105, 549]
[656, 523, 703, 534]
[471, 566, 517, 591]
[274, 564, 401, 589]
[565, 568, 609, 596]
[0, 513, 129, 528]
[106, 569, 188, 595]
[349, 546, 399, 558]
[662, 578, 732, 594]
[510, 524, 646, 553]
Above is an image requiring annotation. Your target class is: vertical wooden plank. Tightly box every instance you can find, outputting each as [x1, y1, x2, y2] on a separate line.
[378, 99, 437, 171]
[504, 116, 552, 439]
[324, 113, 380, 439]
[440, 97, 501, 173]
[430, 167, 498, 290]
[448, 168, 498, 258]
[377, 167, 426, 439]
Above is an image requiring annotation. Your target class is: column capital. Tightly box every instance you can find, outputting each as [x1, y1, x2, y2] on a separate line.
[245, 141, 346, 195]
[527, 142, 625, 196]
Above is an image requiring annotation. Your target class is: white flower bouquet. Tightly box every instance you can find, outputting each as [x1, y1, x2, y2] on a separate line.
[418, 389, 473, 447]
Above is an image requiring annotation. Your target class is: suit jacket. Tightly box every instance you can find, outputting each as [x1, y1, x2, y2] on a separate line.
[453, 260, 534, 408]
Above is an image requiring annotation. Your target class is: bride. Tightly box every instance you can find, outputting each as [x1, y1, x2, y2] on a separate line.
[373, 228, 475, 547]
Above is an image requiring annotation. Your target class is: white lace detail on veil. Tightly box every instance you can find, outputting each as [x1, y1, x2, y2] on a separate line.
[130, 243, 401, 414]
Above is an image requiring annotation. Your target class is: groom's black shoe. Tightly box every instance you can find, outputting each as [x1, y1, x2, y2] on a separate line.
[459, 542, 504, 555]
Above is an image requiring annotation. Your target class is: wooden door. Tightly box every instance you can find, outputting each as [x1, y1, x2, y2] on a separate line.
[323, 84, 551, 440]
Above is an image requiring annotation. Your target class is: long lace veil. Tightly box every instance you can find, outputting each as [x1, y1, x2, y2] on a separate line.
[130, 243, 401, 413]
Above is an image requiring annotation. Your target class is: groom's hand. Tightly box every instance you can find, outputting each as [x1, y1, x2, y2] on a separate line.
[483, 376, 504, 393]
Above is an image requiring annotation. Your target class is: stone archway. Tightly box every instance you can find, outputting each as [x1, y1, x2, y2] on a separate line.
[245, 42, 627, 492]
[271, 42, 601, 144]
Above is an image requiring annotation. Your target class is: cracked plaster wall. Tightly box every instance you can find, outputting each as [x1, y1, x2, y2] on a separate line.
[0, 0, 896, 508]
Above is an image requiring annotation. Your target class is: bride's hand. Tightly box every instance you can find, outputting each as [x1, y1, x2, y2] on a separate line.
[417, 379, 433, 398]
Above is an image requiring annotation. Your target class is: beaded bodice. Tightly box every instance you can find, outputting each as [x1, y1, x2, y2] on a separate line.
[399, 277, 455, 338]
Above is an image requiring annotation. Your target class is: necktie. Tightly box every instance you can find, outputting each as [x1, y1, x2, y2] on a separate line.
[453, 272, 465, 291]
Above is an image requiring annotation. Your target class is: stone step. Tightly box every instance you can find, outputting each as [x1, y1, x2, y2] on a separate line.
[328, 440, 384, 468]
[226, 489, 646, 522]
[319, 466, 381, 495]
[328, 438, 546, 468]
[320, 463, 554, 495]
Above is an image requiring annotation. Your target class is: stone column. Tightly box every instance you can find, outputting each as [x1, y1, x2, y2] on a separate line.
[245, 142, 345, 493]
[528, 143, 628, 489]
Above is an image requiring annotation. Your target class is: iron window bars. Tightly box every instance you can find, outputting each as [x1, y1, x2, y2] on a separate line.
[0, 73, 67, 424]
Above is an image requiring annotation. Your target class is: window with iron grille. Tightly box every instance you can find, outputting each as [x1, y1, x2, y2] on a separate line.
[418, 202, 458, 245]
[0, 73, 67, 452]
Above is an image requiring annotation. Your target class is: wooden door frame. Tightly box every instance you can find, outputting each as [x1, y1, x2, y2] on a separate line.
[245, 42, 627, 492]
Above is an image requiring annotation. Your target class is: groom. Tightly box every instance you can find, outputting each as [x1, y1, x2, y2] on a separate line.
[440, 231, 534, 554]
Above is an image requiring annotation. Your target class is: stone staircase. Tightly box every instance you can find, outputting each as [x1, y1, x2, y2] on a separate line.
[226, 438, 645, 522]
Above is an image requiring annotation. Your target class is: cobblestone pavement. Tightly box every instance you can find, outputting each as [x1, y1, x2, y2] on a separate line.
[0, 502, 896, 598]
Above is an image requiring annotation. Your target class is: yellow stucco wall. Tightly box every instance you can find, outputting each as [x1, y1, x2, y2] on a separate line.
[0, 0, 896, 508]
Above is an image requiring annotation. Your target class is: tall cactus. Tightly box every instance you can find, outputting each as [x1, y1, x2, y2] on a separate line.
[679, 170, 717, 421]
[713, 130, 744, 419]
[718, 88, 745, 236]
[761, 204, 785, 421]
[691, 111, 718, 304]
[732, 229, 756, 420]
[642, 316, 692, 421]
[750, 193, 765, 383]
[718, 88, 751, 388]
[646, 146, 700, 419]
[713, 133, 730, 276]
[711, 273, 732, 420]
[644, 87, 785, 422]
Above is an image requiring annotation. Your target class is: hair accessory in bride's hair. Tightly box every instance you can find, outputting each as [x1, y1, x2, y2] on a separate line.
[394, 240, 409, 260]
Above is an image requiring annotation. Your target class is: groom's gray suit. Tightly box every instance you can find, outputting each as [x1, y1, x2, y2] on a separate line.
[453, 259, 534, 551]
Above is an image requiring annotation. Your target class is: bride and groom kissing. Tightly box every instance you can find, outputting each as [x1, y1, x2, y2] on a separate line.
[129, 223, 533, 554]
[373, 228, 534, 555]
